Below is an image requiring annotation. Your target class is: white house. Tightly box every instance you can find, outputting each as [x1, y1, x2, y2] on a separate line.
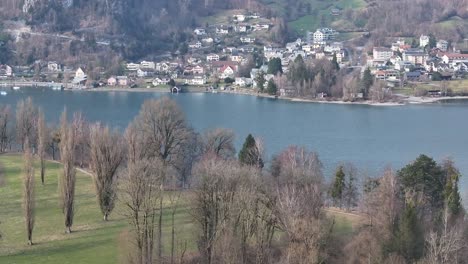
[202, 37, 214, 44]
[220, 65, 235, 79]
[373, 47, 393, 61]
[194, 28, 206, 35]
[231, 55, 244, 63]
[235, 25, 249, 33]
[216, 27, 229, 34]
[152, 77, 170, 86]
[313, 28, 337, 42]
[240, 37, 255, 43]
[252, 24, 270, 31]
[233, 14, 246, 22]
[419, 35, 430, 47]
[140, 61, 155, 69]
[189, 41, 202, 49]
[72, 68, 87, 84]
[126, 63, 140, 71]
[137, 68, 148, 77]
[185, 75, 207, 85]
[235, 77, 252, 87]
[0, 65, 12, 77]
[206, 54, 220, 62]
[193, 65, 205, 75]
[324, 42, 343, 53]
[436, 40, 448, 52]
[47, 61, 61, 72]
[156, 62, 170, 73]
[75, 68, 86, 79]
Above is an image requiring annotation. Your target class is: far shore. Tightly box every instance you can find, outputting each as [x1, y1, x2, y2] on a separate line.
[2, 82, 468, 106]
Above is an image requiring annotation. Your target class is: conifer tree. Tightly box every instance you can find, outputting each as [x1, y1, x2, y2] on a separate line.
[361, 68, 373, 98]
[238, 134, 263, 168]
[266, 79, 277, 95]
[330, 166, 345, 207]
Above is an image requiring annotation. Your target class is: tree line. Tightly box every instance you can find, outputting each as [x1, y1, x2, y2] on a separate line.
[254, 55, 390, 102]
[1, 96, 467, 263]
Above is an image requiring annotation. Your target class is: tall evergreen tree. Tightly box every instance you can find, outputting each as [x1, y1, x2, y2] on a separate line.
[332, 53, 340, 70]
[288, 55, 309, 83]
[238, 134, 263, 168]
[442, 159, 462, 217]
[395, 203, 424, 262]
[361, 68, 373, 98]
[428, 34, 437, 49]
[267, 58, 282, 75]
[266, 79, 277, 95]
[255, 71, 266, 92]
[330, 166, 345, 207]
[398, 154, 445, 212]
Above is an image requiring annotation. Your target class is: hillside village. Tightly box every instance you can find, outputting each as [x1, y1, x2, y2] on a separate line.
[0, 11, 467, 100]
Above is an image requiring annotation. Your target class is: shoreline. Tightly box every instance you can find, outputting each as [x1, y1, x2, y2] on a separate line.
[3, 83, 468, 106]
[61, 87, 468, 106]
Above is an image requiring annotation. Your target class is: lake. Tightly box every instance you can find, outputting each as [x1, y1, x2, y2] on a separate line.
[1, 87, 468, 188]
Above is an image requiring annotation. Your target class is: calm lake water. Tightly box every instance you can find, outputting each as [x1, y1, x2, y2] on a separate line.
[1, 87, 468, 188]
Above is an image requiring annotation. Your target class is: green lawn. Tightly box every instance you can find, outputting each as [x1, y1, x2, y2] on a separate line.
[0, 154, 362, 263]
[0, 154, 195, 264]
[410, 80, 468, 94]
[285, 0, 366, 35]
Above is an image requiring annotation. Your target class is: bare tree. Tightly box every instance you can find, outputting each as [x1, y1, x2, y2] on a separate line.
[272, 146, 332, 263]
[0, 105, 11, 152]
[89, 123, 125, 221]
[131, 97, 193, 260]
[37, 109, 47, 185]
[348, 167, 404, 263]
[72, 112, 90, 168]
[192, 156, 239, 264]
[47, 125, 60, 160]
[192, 154, 277, 264]
[16, 97, 38, 150]
[201, 128, 236, 159]
[22, 138, 35, 245]
[424, 206, 465, 264]
[131, 97, 192, 164]
[120, 157, 164, 264]
[59, 110, 76, 234]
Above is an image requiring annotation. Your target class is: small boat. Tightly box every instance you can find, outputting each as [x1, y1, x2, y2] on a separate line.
[1, 91, 7, 96]
[13, 86, 20, 90]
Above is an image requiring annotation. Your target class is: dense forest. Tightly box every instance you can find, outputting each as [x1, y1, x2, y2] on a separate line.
[0, 0, 264, 62]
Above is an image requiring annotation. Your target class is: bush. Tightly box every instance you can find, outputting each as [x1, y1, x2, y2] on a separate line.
[224, 77, 234, 84]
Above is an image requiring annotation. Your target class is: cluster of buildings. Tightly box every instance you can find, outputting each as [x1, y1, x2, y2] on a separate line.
[367, 35, 468, 85]
[189, 12, 269, 52]
[116, 25, 346, 90]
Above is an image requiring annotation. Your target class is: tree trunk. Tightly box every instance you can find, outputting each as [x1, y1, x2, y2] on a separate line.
[65, 226, 72, 234]
[28, 239, 33, 246]
[40, 159, 45, 185]
[104, 213, 108, 221]
[157, 193, 163, 261]
[171, 210, 175, 264]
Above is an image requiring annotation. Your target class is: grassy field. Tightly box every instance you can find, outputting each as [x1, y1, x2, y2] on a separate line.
[393, 79, 468, 96]
[0, 154, 195, 264]
[0, 154, 362, 263]
[411, 79, 468, 94]
[285, 0, 366, 35]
